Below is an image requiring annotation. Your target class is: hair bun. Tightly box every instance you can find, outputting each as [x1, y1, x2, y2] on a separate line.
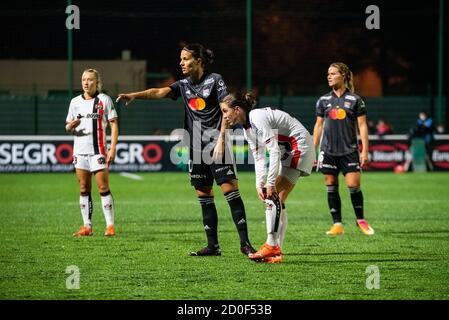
[245, 92, 257, 108]
[205, 49, 214, 65]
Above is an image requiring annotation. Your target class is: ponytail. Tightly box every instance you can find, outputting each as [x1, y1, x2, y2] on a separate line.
[183, 43, 214, 67]
[222, 92, 257, 115]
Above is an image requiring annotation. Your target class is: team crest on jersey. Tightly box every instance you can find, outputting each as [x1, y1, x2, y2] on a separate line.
[344, 101, 352, 108]
[97, 156, 106, 164]
[202, 89, 210, 97]
[96, 100, 104, 110]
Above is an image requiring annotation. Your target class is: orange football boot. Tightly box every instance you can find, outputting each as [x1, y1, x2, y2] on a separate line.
[263, 254, 284, 263]
[73, 226, 93, 237]
[326, 223, 344, 236]
[104, 225, 115, 236]
[249, 243, 282, 261]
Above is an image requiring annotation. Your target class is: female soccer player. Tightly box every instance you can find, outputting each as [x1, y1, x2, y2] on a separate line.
[220, 92, 316, 263]
[65, 69, 118, 237]
[116, 43, 255, 257]
[313, 62, 374, 236]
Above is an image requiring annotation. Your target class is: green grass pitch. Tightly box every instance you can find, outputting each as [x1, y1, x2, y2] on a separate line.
[0, 172, 448, 300]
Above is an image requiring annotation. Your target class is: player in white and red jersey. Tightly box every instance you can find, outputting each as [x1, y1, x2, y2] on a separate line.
[220, 92, 315, 263]
[65, 69, 118, 237]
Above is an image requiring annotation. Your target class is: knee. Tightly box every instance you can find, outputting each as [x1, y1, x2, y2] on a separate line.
[97, 184, 110, 194]
[324, 176, 338, 186]
[195, 186, 213, 197]
[79, 183, 90, 193]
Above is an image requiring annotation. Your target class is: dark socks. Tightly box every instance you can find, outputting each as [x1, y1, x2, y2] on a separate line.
[198, 196, 219, 249]
[327, 185, 342, 223]
[224, 190, 250, 247]
[349, 186, 364, 220]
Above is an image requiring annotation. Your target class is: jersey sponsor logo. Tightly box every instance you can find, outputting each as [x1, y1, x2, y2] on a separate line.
[345, 95, 357, 101]
[86, 113, 101, 119]
[188, 97, 206, 111]
[190, 174, 207, 179]
[203, 78, 215, 85]
[329, 107, 347, 120]
[347, 162, 359, 167]
[215, 166, 231, 172]
[322, 163, 338, 169]
[217, 79, 227, 92]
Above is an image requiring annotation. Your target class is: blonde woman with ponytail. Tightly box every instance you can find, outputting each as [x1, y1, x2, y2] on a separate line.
[65, 69, 118, 237]
[313, 62, 374, 236]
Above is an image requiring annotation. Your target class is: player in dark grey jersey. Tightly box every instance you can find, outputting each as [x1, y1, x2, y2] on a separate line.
[117, 43, 255, 257]
[313, 62, 374, 236]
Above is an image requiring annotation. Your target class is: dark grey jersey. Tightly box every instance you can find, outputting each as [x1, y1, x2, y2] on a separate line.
[170, 72, 228, 150]
[315, 90, 367, 156]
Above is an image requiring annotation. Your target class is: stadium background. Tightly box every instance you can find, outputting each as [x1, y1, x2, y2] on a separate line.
[0, 0, 448, 172]
[1, 0, 449, 302]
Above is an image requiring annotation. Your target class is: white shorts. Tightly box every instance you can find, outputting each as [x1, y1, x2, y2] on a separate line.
[280, 136, 315, 183]
[73, 154, 107, 172]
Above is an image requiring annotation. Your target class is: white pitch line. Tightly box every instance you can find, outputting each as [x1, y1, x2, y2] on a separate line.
[119, 172, 143, 180]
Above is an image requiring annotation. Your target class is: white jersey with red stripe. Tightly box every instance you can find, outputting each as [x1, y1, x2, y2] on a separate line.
[66, 93, 117, 155]
[244, 107, 313, 187]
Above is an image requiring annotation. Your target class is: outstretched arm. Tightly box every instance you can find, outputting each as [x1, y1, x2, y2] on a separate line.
[116, 87, 172, 105]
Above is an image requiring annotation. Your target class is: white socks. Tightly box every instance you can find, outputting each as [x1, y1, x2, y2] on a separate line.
[264, 199, 289, 249]
[278, 207, 288, 250]
[101, 193, 115, 227]
[79, 194, 92, 228]
[265, 199, 281, 247]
